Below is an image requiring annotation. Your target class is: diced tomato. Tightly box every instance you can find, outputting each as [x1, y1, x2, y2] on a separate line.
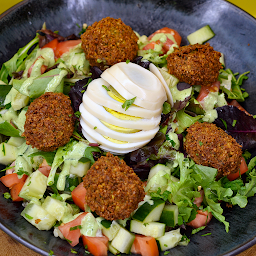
[0, 173, 26, 188]
[11, 175, 28, 201]
[194, 189, 204, 208]
[55, 39, 82, 58]
[196, 81, 220, 102]
[38, 159, 51, 177]
[71, 182, 87, 211]
[228, 99, 251, 116]
[82, 236, 109, 256]
[227, 157, 248, 181]
[131, 235, 159, 256]
[148, 27, 182, 47]
[42, 38, 59, 52]
[187, 210, 212, 229]
[58, 212, 87, 247]
[27, 56, 47, 78]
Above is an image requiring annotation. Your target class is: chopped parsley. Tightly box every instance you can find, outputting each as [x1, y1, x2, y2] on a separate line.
[166, 134, 176, 147]
[2, 143, 5, 155]
[164, 251, 170, 255]
[94, 126, 97, 129]
[70, 248, 78, 254]
[199, 141, 203, 146]
[70, 225, 82, 231]
[66, 238, 73, 244]
[69, 185, 76, 192]
[122, 97, 136, 111]
[201, 232, 212, 236]
[84, 78, 92, 88]
[102, 85, 110, 91]
[126, 59, 130, 64]
[16, 168, 29, 176]
[74, 111, 81, 118]
[3, 192, 11, 199]
[48, 250, 54, 256]
[220, 118, 227, 130]
[143, 223, 149, 227]
[25, 213, 33, 220]
[232, 119, 237, 127]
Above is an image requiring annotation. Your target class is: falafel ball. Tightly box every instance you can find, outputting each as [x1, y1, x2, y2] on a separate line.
[83, 152, 145, 220]
[184, 122, 242, 178]
[167, 43, 222, 87]
[23, 92, 75, 152]
[81, 17, 138, 69]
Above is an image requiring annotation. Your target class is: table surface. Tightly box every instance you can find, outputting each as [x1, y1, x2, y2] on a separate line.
[1, 0, 256, 256]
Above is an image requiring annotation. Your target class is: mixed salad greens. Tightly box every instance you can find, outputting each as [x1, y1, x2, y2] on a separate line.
[0, 21, 256, 256]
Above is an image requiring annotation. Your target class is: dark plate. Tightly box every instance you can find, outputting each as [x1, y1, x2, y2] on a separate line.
[1, 0, 256, 255]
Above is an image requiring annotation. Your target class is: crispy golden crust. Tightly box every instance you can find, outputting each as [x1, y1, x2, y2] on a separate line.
[81, 17, 138, 69]
[166, 43, 222, 87]
[83, 152, 145, 220]
[23, 92, 75, 152]
[184, 122, 242, 178]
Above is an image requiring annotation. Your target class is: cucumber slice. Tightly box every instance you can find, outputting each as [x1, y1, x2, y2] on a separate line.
[69, 161, 90, 177]
[21, 203, 56, 230]
[156, 228, 182, 251]
[101, 220, 121, 241]
[148, 164, 171, 181]
[160, 204, 179, 228]
[133, 199, 165, 223]
[187, 25, 215, 45]
[0, 143, 17, 165]
[111, 226, 135, 254]
[108, 242, 120, 255]
[130, 220, 165, 238]
[19, 170, 48, 200]
[7, 137, 25, 147]
[42, 196, 72, 221]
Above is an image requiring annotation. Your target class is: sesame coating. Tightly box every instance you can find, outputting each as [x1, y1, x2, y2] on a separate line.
[167, 43, 222, 87]
[184, 122, 242, 178]
[23, 92, 75, 152]
[81, 17, 138, 69]
[83, 152, 145, 220]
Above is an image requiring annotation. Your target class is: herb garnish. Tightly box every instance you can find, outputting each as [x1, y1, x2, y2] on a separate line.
[122, 97, 136, 111]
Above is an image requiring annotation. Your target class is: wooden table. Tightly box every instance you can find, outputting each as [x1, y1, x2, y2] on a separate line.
[1, 0, 256, 255]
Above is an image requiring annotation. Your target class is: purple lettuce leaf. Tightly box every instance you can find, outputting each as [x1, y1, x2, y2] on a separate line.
[214, 105, 256, 150]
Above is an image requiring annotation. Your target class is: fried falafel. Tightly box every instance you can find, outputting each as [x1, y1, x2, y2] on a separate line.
[83, 152, 145, 220]
[167, 43, 222, 87]
[81, 17, 138, 69]
[23, 92, 75, 152]
[184, 122, 242, 178]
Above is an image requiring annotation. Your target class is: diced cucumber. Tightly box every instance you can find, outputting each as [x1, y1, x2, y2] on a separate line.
[130, 220, 165, 238]
[2, 107, 18, 123]
[15, 155, 33, 177]
[19, 170, 48, 200]
[41, 196, 71, 221]
[108, 242, 120, 255]
[69, 161, 90, 177]
[187, 25, 215, 45]
[101, 220, 121, 241]
[148, 164, 171, 181]
[4, 87, 29, 111]
[21, 203, 56, 230]
[13, 107, 27, 134]
[7, 137, 25, 147]
[156, 228, 182, 251]
[160, 204, 179, 228]
[0, 142, 17, 165]
[219, 53, 225, 68]
[111, 226, 135, 254]
[133, 199, 165, 223]
[80, 212, 100, 237]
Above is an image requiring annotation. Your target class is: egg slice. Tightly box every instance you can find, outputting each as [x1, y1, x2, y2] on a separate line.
[81, 96, 161, 130]
[101, 70, 165, 110]
[86, 78, 162, 118]
[79, 105, 159, 143]
[149, 63, 174, 106]
[108, 62, 167, 102]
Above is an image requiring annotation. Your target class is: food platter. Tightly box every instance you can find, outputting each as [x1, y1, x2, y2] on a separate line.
[1, 0, 256, 255]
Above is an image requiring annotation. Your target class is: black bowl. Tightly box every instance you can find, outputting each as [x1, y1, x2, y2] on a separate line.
[1, 0, 256, 255]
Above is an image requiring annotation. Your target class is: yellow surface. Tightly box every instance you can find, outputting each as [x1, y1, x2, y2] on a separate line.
[0, 0, 256, 17]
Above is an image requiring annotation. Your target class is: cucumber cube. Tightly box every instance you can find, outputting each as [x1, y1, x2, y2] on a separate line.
[7, 137, 25, 147]
[69, 161, 90, 177]
[21, 203, 56, 230]
[160, 204, 179, 227]
[156, 228, 182, 251]
[130, 220, 165, 238]
[0, 143, 17, 165]
[187, 25, 215, 45]
[111, 227, 135, 254]
[101, 220, 121, 241]
[19, 170, 47, 200]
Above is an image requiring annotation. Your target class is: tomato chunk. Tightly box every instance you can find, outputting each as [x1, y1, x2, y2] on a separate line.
[55, 39, 82, 58]
[42, 38, 59, 51]
[11, 175, 28, 201]
[187, 210, 212, 229]
[0, 173, 26, 188]
[82, 236, 109, 256]
[197, 81, 220, 103]
[227, 157, 248, 181]
[131, 235, 159, 256]
[58, 212, 87, 247]
[71, 182, 87, 211]
[38, 159, 51, 177]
